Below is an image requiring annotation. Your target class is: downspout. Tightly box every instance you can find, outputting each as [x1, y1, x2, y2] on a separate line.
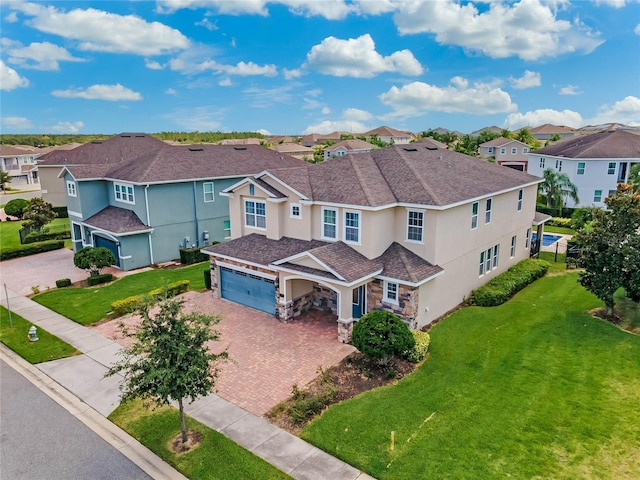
[145, 184, 154, 264]
[193, 181, 199, 246]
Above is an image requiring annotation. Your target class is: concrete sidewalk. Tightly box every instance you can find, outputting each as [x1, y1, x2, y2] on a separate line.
[0, 287, 374, 480]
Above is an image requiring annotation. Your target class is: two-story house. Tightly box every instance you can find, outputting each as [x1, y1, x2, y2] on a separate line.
[530, 124, 576, 142]
[0, 145, 40, 185]
[478, 137, 531, 171]
[362, 126, 414, 145]
[202, 145, 542, 342]
[324, 139, 378, 161]
[53, 134, 304, 270]
[527, 129, 640, 208]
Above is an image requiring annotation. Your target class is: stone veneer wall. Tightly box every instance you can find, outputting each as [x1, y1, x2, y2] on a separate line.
[277, 290, 315, 323]
[312, 286, 338, 315]
[368, 279, 420, 330]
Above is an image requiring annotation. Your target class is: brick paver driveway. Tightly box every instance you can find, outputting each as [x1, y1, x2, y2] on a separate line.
[92, 291, 356, 416]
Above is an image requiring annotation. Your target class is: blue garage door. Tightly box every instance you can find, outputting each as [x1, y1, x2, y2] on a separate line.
[220, 267, 275, 315]
[94, 235, 120, 267]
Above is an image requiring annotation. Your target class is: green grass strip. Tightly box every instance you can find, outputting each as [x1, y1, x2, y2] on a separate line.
[0, 306, 79, 363]
[33, 262, 210, 325]
[109, 399, 291, 480]
[0, 218, 70, 250]
[302, 273, 640, 479]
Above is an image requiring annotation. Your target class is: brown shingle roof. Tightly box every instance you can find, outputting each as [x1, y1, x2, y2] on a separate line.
[84, 206, 149, 234]
[533, 130, 640, 158]
[306, 242, 382, 283]
[377, 243, 443, 284]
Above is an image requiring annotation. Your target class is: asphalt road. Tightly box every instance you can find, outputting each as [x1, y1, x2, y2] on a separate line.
[0, 359, 152, 480]
[0, 190, 41, 204]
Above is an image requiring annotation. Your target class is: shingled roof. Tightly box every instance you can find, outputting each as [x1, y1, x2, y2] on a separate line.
[533, 129, 640, 158]
[267, 144, 540, 208]
[84, 206, 149, 234]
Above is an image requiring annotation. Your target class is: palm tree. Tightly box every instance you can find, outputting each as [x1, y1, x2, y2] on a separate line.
[500, 128, 514, 139]
[539, 168, 579, 214]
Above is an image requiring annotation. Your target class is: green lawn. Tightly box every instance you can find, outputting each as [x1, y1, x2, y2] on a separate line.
[109, 399, 291, 480]
[0, 306, 80, 363]
[302, 273, 640, 479]
[544, 225, 576, 235]
[0, 217, 71, 249]
[33, 262, 210, 325]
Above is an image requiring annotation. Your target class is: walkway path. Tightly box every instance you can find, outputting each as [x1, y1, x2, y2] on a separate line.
[0, 287, 373, 480]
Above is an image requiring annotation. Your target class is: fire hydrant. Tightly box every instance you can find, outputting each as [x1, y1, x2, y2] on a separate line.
[28, 325, 39, 342]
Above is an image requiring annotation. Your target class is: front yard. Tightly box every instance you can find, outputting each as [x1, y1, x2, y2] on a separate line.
[301, 272, 640, 479]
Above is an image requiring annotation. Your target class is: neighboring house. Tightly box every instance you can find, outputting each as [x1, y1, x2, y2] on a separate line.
[270, 143, 315, 161]
[361, 126, 414, 144]
[32, 143, 84, 205]
[47, 133, 305, 270]
[324, 139, 378, 160]
[528, 129, 640, 208]
[414, 137, 448, 149]
[530, 124, 576, 141]
[478, 137, 531, 171]
[202, 144, 542, 342]
[300, 131, 347, 147]
[0, 145, 40, 185]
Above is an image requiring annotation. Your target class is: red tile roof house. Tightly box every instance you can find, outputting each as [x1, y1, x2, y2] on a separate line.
[202, 144, 543, 342]
[478, 137, 532, 171]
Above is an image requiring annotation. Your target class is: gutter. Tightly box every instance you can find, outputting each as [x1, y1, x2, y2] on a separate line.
[145, 184, 154, 264]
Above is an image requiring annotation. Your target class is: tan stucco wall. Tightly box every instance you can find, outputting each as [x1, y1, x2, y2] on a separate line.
[38, 166, 67, 206]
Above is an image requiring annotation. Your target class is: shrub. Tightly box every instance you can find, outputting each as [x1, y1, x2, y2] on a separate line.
[547, 217, 572, 228]
[352, 310, 415, 365]
[74, 246, 116, 276]
[111, 296, 145, 316]
[23, 229, 71, 244]
[403, 330, 431, 363]
[148, 280, 190, 298]
[87, 273, 114, 286]
[203, 269, 212, 289]
[110, 280, 190, 316]
[179, 246, 209, 265]
[0, 240, 64, 261]
[471, 259, 550, 307]
[570, 207, 596, 231]
[56, 278, 72, 288]
[4, 198, 29, 219]
[52, 206, 68, 218]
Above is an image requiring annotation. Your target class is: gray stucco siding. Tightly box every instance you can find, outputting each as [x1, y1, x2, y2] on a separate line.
[74, 178, 109, 219]
[118, 234, 152, 271]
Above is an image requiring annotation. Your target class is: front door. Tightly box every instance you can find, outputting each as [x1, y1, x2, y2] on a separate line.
[352, 285, 366, 318]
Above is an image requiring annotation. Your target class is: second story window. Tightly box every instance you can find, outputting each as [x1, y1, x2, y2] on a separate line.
[555, 159, 563, 171]
[577, 162, 586, 175]
[540, 158, 546, 169]
[487, 147, 493, 153]
[607, 162, 616, 175]
[485, 198, 492, 224]
[511, 147, 517, 154]
[203, 182, 215, 202]
[114, 182, 134, 204]
[594, 190, 602, 202]
[344, 211, 360, 243]
[517, 189, 523, 211]
[66, 181, 77, 197]
[407, 210, 424, 242]
[523, 147, 529, 154]
[471, 202, 479, 230]
[322, 208, 337, 239]
[244, 200, 266, 229]
[500, 147, 506, 155]
[510, 235, 516, 257]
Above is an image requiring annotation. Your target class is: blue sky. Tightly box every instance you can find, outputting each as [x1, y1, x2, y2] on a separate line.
[1, 0, 639, 136]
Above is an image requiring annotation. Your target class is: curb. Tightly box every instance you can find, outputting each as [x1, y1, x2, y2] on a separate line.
[0, 344, 188, 480]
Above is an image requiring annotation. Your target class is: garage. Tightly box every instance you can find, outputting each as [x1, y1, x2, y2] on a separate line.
[220, 267, 276, 315]
[94, 235, 120, 268]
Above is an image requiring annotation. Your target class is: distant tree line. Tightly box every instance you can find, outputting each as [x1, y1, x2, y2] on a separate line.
[421, 127, 543, 157]
[153, 131, 266, 143]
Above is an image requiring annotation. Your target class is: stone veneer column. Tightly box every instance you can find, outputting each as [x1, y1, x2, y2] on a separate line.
[209, 260, 220, 298]
[337, 319, 354, 343]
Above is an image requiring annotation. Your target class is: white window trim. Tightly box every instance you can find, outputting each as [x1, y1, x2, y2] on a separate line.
[523, 147, 529, 154]
[511, 147, 517, 155]
[66, 180, 77, 197]
[479, 251, 485, 276]
[594, 190, 602, 202]
[114, 182, 135, 205]
[525, 228, 531, 249]
[203, 182, 215, 203]
[321, 207, 338, 241]
[471, 202, 479, 230]
[510, 235, 516, 258]
[406, 209, 424, 244]
[485, 198, 493, 225]
[383, 280, 399, 305]
[244, 199, 266, 230]
[517, 189, 523, 212]
[487, 147, 494, 153]
[500, 147, 506, 155]
[343, 209, 361, 245]
[290, 203, 302, 219]
[577, 162, 586, 175]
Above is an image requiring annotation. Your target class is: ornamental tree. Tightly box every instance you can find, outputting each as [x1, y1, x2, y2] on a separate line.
[4, 198, 29, 219]
[106, 298, 227, 445]
[352, 310, 415, 365]
[73, 246, 116, 277]
[22, 197, 57, 232]
[575, 184, 640, 314]
[0, 170, 11, 192]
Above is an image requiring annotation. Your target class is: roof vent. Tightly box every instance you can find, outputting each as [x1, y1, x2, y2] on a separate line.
[188, 147, 204, 152]
[403, 147, 418, 152]
[135, 134, 145, 137]
[234, 146, 247, 150]
[425, 146, 438, 150]
[438, 155, 443, 160]
[91, 140, 103, 144]
[120, 134, 131, 138]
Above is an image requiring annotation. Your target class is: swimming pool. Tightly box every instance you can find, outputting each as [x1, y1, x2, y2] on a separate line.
[532, 232, 562, 247]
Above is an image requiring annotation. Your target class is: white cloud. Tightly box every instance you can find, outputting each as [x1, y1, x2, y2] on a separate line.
[503, 109, 583, 129]
[509, 70, 541, 89]
[321, 107, 331, 115]
[145, 59, 165, 70]
[589, 95, 640, 126]
[0, 60, 29, 90]
[303, 107, 374, 134]
[49, 121, 85, 133]
[165, 88, 177, 95]
[214, 61, 277, 76]
[283, 68, 302, 80]
[635, 23, 640, 35]
[167, 44, 275, 77]
[52, 84, 143, 101]
[4, 11, 18, 22]
[559, 84, 581, 95]
[1, 116, 33, 130]
[379, 77, 516, 119]
[157, 0, 353, 19]
[165, 106, 224, 131]
[352, 0, 398, 15]
[7, 41, 84, 71]
[219, 77, 232, 86]
[195, 17, 218, 30]
[393, 0, 603, 61]
[343, 108, 374, 122]
[12, 2, 189, 55]
[242, 85, 295, 108]
[594, 0, 627, 7]
[305, 34, 423, 78]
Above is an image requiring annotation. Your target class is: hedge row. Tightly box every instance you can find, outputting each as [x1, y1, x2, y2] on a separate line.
[179, 244, 216, 265]
[53, 206, 68, 218]
[0, 241, 65, 261]
[546, 217, 572, 228]
[471, 259, 550, 307]
[56, 278, 72, 288]
[88, 273, 114, 286]
[24, 229, 71, 244]
[110, 280, 190, 316]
